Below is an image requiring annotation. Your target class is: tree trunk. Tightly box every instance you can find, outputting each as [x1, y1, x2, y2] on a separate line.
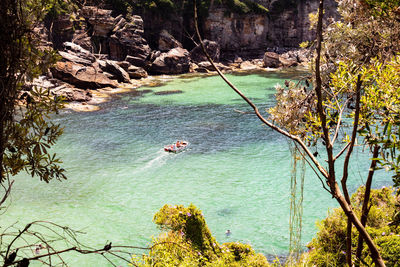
[355, 145, 380, 264]
[334, 183, 385, 267]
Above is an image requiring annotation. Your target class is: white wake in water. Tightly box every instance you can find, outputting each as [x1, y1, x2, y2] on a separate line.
[137, 149, 171, 172]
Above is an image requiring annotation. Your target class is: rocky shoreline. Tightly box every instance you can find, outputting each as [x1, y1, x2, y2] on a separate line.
[28, 5, 311, 112]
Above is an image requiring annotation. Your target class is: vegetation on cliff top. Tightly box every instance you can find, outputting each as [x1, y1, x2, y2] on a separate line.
[104, 0, 268, 17]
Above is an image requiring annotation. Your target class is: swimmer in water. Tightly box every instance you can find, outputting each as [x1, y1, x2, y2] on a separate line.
[225, 229, 231, 236]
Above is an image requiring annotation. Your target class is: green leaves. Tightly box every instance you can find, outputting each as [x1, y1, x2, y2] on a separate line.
[135, 204, 269, 266]
[1, 0, 67, 183]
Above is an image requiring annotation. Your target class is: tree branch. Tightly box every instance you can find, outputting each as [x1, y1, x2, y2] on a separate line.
[193, 0, 329, 179]
[355, 145, 380, 263]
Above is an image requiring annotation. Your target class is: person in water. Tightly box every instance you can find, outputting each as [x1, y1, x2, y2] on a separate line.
[225, 229, 231, 236]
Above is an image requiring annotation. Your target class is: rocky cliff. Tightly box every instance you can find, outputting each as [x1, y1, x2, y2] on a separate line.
[28, 0, 338, 108]
[204, 0, 338, 58]
[138, 0, 338, 59]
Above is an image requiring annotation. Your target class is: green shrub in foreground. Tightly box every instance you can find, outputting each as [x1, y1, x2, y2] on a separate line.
[303, 187, 400, 266]
[132, 204, 270, 266]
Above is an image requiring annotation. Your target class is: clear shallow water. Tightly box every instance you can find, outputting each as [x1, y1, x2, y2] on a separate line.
[6, 70, 392, 266]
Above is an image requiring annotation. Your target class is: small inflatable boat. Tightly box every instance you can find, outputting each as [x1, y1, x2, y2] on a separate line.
[164, 141, 189, 153]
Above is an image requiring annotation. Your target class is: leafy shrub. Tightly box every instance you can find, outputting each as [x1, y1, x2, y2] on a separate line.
[304, 187, 400, 266]
[133, 204, 270, 266]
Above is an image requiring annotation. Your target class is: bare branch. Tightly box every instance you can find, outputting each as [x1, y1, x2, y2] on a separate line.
[331, 104, 344, 145]
[341, 75, 362, 203]
[0, 180, 14, 208]
[314, 0, 337, 191]
[334, 143, 351, 161]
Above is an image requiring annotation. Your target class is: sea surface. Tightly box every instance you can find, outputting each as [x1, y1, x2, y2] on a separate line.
[5, 70, 392, 266]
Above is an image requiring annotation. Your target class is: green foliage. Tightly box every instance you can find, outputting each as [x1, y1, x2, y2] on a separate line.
[45, 0, 75, 19]
[363, 0, 400, 18]
[153, 204, 222, 261]
[0, 0, 67, 183]
[328, 55, 400, 187]
[304, 187, 400, 266]
[134, 204, 270, 266]
[222, 0, 268, 15]
[270, 0, 400, 186]
[102, 0, 267, 18]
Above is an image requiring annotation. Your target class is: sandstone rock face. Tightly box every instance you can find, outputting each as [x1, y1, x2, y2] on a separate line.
[202, 0, 338, 59]
[280, 49, 311, 64]
[51, 61, 118, 89]
[71, 29, 93, 52]
[108, 15, 151, 63]
[125, 55, 148, 67]
[190, 40, 220, 63]
[261, 0, 338, 48]
[50, 14, 74, 49]
[104, 60, 131, 83]
[149, 47, 190, 74]
[158, 30, 183, 51]
[58, 51, 93, 66]
[58, 42, 97, 66]
[82, 7, 115, 37]
[80, 7, 151, 64]
[204, 9, 267, 59]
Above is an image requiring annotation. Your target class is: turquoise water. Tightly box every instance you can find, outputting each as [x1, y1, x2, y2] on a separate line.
[5, 71, 392, 266]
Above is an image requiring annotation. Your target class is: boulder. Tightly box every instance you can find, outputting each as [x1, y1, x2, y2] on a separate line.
[149, 47, 190, 74]
[51, 61, 118, 89]
[58, 51, 93, 66]
[125, 55, 148, 67]
[158, 30, 182, 51]
[104, 60, 131, 83]
[278, 56, 298, 68]
[63, 42, 96, 62]
[197, 61, 231, 72]
[127, 66, 148, 79]
[117, 61, 132, 71]
[263, 52, 281, 68]
[58, 42, 98, 67]
[280, 49, 311, 64]
[52, 84, 92, 102]
[190, 40, 220, 63]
